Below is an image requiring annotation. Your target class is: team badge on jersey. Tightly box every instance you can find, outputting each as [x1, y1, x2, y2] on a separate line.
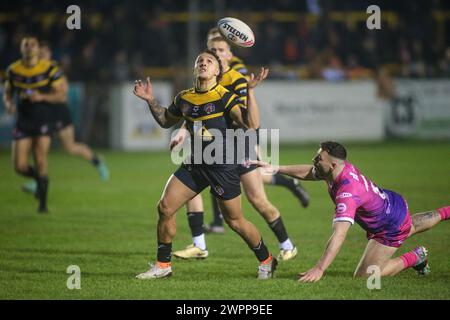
[204, 103, 215, 114]
[214, 185, 224, 196]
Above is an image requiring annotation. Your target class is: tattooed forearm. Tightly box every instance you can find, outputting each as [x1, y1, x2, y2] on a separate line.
[411, 210, 441, 234]
[147, 98, 170, 128]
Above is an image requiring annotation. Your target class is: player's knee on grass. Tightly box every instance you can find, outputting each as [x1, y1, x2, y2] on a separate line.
[353, 268, 368, 278]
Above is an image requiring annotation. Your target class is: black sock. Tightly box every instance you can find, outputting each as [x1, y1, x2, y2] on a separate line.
[37, 176, 49, 210]
[268, 217, 289, 243]
[157, 242, 172, 263]
[91, 155, 100, 166]
[23, 166, 38, 179]
[251, 238, 270, 262]
[211, 194, 223, 226]
[272, 173, 294, 189]
[187, 212, 204, 237]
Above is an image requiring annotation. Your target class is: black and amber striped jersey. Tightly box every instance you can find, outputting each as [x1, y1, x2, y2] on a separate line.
[168, 84, 243, 167]
[5, 59, 64, 123]
[220, 68, 247, 106]
[229, 56, 248, 76]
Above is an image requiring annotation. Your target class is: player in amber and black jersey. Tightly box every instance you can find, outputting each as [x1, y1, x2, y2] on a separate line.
[204, 29, 310, 229]
[20, 42, 109, 196]
[133, 49, 277, 280]
[172, 36, 299, 263]
[3, 36, 65, 213]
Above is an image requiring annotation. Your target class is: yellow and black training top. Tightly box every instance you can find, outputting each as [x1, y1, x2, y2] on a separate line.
[168, 84, 244, 167]
[229, 56, 248, 76]
[219, 68, 247, 106]
[5, 59, 64, 122]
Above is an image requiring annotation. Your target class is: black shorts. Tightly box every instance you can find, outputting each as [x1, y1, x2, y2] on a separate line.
[236, 162, 258, 176]
[174, 164, 241, 200]
[12, 120, 53, 140]
[53, 106, 73, 131]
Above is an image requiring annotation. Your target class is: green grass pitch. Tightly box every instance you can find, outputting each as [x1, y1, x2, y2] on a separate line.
[0, 140, 449, 299]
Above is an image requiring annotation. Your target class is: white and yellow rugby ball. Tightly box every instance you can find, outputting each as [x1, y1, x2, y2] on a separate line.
[217, 17, 255, 48]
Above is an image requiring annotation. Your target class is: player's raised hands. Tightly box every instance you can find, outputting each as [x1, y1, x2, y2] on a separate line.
[133, 77, 154, 101]
[248, 67, 269, 89]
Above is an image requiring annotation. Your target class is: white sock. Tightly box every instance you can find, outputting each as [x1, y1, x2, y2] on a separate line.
[280, 239, 294, 251]
[193, 234, 206, 250]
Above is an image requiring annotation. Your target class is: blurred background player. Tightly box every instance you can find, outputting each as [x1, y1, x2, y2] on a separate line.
[207, 27, 248, 76]
[202, 28, 310, 234]
[3, 36, 63, 213]
[21, 42, 109, 194]
[172, 36, 298, 262]
[134, 50, 277, 280]
[254, 141, 449, 282]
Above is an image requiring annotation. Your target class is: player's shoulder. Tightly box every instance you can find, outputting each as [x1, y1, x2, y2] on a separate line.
[7, 59, 23, 73]
[227, 68, 246, 82]
[335, 174, 358, 195]
[48, 59, 62, 69]
[230, 56, 248, 74]
[177, 87, 195, 98]
[37, 59, 54, 70]
[230, 55, 244, 64]
[213, 84, 233, 97]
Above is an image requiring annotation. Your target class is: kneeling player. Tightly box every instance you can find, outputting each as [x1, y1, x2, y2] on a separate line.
[253, 141, 449, 282]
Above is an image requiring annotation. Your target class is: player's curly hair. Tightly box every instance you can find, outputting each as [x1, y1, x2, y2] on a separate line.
[199, 48, 223, 82]
[320, 141, 347, 160]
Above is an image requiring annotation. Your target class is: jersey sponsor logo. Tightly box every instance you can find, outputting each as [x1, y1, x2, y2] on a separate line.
[336, 203, 347, 214]
[204, 103, 215, 114]
[220, 22, 250, 42]
[192, 105, 200, 116]
[336, 192, 353, 199]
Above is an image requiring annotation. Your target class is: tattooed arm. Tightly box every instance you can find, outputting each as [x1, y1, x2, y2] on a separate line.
[133, 77, 181, 128]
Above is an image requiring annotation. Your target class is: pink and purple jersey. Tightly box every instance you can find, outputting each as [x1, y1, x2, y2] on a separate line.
[328, 161, 408, 238]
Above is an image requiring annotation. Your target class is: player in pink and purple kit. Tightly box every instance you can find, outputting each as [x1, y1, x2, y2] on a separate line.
[253, 141, 449, 282]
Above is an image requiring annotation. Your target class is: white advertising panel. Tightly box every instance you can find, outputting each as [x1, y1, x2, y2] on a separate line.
[256, 81, 384, 142]
[110, 82, 172, 150]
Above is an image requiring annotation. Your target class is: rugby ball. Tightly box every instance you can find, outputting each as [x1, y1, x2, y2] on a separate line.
[217, 17, 255, 48]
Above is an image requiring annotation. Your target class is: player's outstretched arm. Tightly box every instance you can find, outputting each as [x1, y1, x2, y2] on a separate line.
[298, 221, 351, 283]
[133, 77, 181, 129]
[250, 160, 319, 181]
